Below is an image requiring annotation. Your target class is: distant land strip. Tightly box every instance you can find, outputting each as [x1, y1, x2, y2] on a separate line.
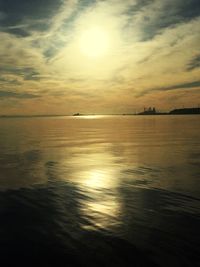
[0, 107, 200, 118]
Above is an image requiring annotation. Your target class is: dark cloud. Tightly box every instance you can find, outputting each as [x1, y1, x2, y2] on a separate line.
[5, 27, 30, 37]
[130, 0, 200, 40]
[0, 0, 63, 22]
[0, 0, 199, 40]
[162, 80, 200, 90]
[43, 41, 64, 60]
[23, 70, 41, 81]
[186, 55, 200, 71]
[0, 90, 40, 99]
[0, 0, 63, 36]
[0, 76, 21, 85]
[125, 0, 154, 14]
[0, 66, 41, 81]
[137, 80, 200, 97]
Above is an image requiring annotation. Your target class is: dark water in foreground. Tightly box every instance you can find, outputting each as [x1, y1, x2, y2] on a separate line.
[0, 115, 200, 266]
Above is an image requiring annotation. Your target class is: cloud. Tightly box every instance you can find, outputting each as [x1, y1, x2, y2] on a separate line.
[0, 0, 199, 114]
[0, 76, 21, 85]
[0, 66, 41, 81]
[137, 80, 200, 97]
[125, 0, 200, 41]
[159, 80, 200, 90]
[186, 54, 200, 71]
[0, 90, 40, 99]
[0, 0, 64, 34]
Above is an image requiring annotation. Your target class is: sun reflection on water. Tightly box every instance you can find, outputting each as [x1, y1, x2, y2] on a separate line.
[82, 169, 115, 189]
[79, 168, 121, 230]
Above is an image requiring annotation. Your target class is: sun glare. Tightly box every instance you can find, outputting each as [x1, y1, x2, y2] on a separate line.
[79, 27, 109, 58]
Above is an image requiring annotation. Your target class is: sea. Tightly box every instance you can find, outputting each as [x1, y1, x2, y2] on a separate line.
[0, 115, 199, 266]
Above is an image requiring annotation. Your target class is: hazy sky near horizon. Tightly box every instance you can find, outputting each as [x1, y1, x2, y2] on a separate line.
[0, 0, 200, 114]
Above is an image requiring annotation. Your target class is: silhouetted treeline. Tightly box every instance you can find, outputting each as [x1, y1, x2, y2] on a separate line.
[169, 107, 200, 114]
[137, 107, 200, 115]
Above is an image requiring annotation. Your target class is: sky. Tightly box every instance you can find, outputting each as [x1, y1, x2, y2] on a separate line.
[0, 0, 199, 115]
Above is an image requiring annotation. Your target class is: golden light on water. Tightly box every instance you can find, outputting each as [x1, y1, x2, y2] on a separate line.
[80, 168, 121, 230]
[83, 169, 115, 189]
[82, 198, 120, 230]
[65, 149, 123, 230]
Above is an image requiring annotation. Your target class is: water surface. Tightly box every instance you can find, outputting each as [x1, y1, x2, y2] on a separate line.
[0, 115, 200, 266]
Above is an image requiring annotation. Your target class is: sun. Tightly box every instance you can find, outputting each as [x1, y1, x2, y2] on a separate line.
[79, 26, 109, 58]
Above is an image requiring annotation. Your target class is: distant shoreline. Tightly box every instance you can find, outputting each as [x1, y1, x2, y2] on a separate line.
[0, 114, 199, 118]
[0, 108, 200, 118]
[136, 107, 200, 116]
